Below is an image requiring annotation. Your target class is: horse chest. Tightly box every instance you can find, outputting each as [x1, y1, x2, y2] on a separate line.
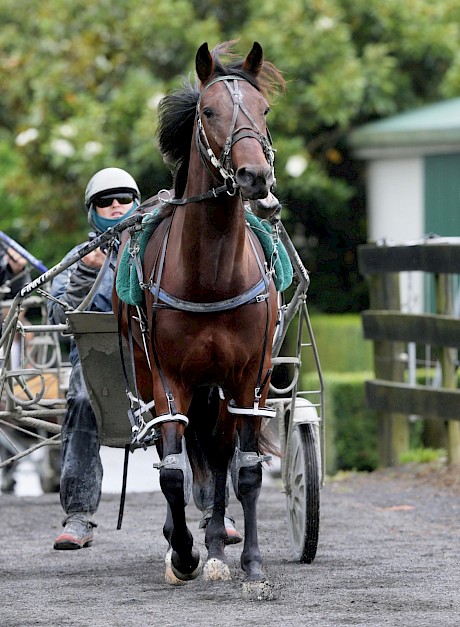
[155, 314, 260, 367]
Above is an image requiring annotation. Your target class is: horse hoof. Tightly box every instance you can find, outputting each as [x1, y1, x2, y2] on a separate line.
[203, 558, 231, 581]
[164, 548, 187, 586]
[170, 547, 202, 582]
[242, 579, 274, 601]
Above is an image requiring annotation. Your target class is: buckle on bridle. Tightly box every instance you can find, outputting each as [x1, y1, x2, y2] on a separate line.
[226, 175, 237, 196]
[158, 189, 173, 204]
[256, 293, 269, 303]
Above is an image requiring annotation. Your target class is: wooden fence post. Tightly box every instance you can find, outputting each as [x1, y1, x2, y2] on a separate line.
[368, 272, 409, 466]
[436, 274, 460, 463]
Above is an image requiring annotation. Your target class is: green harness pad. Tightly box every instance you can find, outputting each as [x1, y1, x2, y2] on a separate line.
[115, 208, 293, 307]
[244, 210, 293, 294]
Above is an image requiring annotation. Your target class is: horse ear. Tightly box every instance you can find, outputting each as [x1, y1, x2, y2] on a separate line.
[196, 42, 214, 84]
[243, 42, 263, 75]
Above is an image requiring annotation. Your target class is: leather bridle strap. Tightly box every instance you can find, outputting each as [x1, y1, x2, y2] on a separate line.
[195, 75, 274, 189]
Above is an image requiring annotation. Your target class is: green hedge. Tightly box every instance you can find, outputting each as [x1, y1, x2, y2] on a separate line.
[303, 371, 379, 475]
[299, 317, 449, 475]
[308, 314, 373, 373]
[296, 315, 377, 474]
[302, 370, 435, 475]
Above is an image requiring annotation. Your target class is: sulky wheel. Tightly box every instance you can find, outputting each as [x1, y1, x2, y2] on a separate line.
[285, 422, 320, 563]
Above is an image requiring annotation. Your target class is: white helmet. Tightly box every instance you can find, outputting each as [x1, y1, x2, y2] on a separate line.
[85, 167, 140, 208]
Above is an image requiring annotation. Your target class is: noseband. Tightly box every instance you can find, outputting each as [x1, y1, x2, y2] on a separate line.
[195, 75, 275, 193]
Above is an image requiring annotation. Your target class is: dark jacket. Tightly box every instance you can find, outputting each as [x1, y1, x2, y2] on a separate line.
[47, 243, 116, 325]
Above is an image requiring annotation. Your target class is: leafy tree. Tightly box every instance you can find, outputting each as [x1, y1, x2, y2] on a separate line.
[1, 0, 460, 310]
[0, 0, 219, 259]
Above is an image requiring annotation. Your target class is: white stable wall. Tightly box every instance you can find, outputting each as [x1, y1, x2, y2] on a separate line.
[366, 157, 424, 243]
[365, 157, 425, 313]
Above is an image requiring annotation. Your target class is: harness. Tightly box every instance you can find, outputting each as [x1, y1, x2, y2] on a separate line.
[148, 216, 271, 313]
[122, 74, 277, 446]
[123, 219, 276, 446]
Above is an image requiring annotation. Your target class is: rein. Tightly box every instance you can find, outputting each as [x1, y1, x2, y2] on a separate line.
[138, 184, 233, 212]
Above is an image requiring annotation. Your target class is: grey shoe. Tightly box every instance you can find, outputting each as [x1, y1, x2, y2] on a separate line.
[200, 514, 243, 545]
[53, 513, 97, 550]
[223, 516, 243, 545]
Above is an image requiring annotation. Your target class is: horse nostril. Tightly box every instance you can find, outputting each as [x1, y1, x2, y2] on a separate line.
[235, 166, 256, 188]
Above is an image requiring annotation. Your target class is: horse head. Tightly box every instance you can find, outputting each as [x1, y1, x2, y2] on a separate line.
[194, 42, 278, 201]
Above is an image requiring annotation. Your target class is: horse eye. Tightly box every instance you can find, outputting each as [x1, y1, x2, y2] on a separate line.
[202, 107, 214, 118]
[264, 107, 270, 116]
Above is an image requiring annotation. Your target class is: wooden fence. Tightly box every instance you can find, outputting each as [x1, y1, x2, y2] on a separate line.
[358, 239, 460, 466]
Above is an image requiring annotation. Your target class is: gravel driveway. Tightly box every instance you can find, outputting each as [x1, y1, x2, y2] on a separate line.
[2, 462, 459, 626]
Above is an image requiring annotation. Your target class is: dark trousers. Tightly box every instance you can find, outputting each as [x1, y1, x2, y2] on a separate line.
[60, 354, 103, 515]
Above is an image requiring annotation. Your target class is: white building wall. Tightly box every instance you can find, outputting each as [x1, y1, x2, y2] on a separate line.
[365, 157, 425, 313]
[366, 158, 424, 243]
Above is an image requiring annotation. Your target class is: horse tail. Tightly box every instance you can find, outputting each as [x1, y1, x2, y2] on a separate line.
[258, 422, 280, 460]
[184, 386, 227, 483]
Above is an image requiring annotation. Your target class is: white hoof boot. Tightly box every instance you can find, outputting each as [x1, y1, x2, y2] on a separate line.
[170, 548, 202, 582]
[203, 558, 231, 581]
[164, 548, 187, 586]
[242, 580, 274, 601]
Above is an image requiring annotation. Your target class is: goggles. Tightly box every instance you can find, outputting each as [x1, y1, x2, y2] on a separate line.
[94, 193, 134, 208]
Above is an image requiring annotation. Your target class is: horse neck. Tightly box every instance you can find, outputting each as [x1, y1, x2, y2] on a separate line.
[171, 171, 253, 292]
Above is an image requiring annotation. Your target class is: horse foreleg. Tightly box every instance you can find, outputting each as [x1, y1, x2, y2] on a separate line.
[162, 504, 187, 585]
[158, 424, 201, 582]
[232, 419, 275, 600]
[232, 421, 265, 582]
[202, 467, 231, 581]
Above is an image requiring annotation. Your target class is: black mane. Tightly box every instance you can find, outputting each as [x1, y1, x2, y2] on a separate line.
[157, 80, 199, 197]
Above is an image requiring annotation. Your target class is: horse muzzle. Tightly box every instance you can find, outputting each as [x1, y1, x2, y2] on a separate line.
[249, 192, 282, 221]
[235, 165, 274, 200]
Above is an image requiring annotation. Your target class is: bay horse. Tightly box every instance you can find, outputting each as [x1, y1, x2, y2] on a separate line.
[114, 41, 285, 595]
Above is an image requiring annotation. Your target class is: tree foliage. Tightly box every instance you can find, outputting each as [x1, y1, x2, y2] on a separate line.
[1, 0, 460, 310]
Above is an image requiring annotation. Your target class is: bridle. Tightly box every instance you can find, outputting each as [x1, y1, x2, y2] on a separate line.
[195, 74, 276, 195]
[139, 74, 276, 211]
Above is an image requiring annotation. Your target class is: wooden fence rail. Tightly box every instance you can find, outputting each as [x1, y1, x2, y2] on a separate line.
[358, 239, 460, 466]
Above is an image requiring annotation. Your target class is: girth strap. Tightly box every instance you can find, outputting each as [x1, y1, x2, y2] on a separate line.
[135, 412, 189, 444]
[227, 400, 276, 418]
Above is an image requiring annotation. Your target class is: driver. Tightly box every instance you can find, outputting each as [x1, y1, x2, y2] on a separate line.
[49, 167, 242, 550]
[0, 247, 28, 287]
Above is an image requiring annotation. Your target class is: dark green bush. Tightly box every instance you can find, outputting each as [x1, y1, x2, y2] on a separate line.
[308, 314, 373, 373]
[302, 369, 435, 474]
[303, 371, 379, 474]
